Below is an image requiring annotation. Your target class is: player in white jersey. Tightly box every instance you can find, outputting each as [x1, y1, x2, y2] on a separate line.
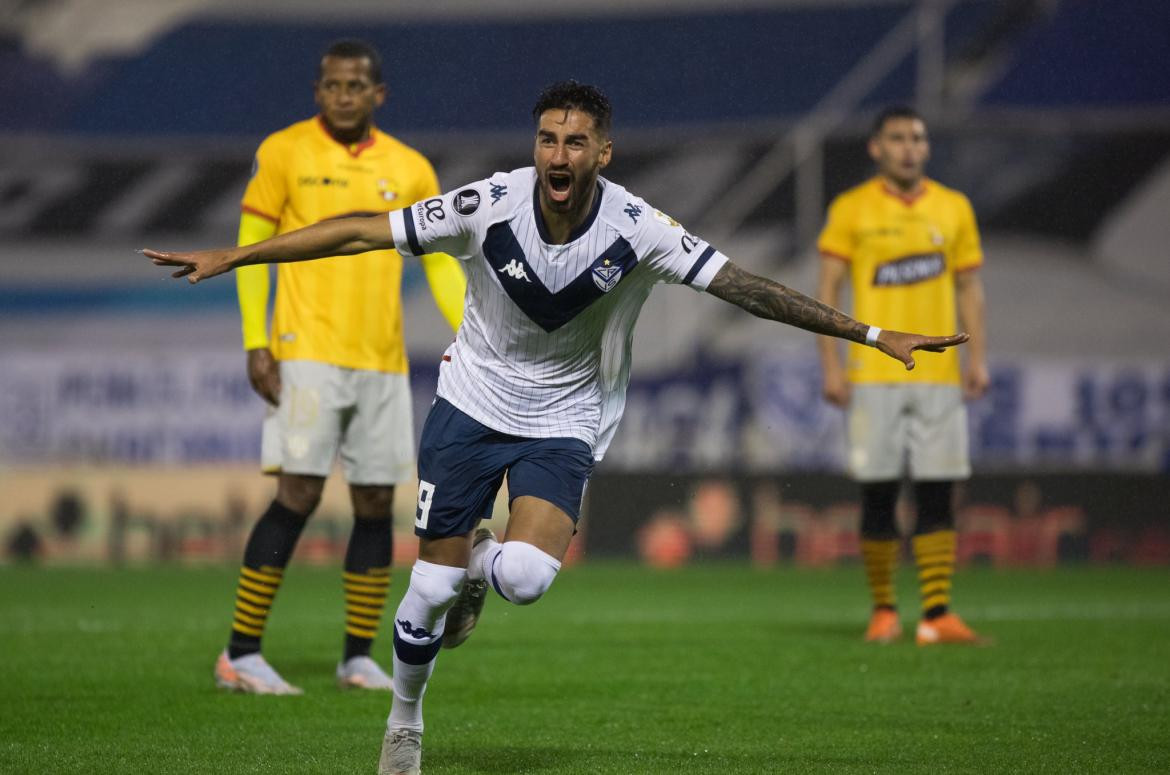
[145, 81, 967, 775]
[387, 165, 723, 456]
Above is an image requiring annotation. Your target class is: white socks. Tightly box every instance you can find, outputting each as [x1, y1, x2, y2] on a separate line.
[388, 559, 466, 732]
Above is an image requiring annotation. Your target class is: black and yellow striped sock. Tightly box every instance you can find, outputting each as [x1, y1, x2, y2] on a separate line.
[227, 500, 307, 659]
[230, 564, 283, 651]
[912, 529, 957, 620]
[861, 539, 900, 610]
[342, 515, 393, 661]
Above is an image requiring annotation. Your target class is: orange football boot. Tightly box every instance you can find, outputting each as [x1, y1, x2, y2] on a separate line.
[864, 608, 903, 643]
[916, 612, 989, 646]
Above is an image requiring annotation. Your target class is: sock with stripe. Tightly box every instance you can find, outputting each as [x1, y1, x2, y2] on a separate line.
[860, 480, 900, 611]
[912, 529, 958, 620]
[388, 560, 466, 732]
[226, 500, 308, 659]
[342, 515, 393, 662]
[861, 539, 900, 610]
[913, 480, 957, 620]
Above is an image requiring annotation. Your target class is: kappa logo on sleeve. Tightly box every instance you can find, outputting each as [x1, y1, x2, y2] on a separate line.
[454, 189, 481, 216]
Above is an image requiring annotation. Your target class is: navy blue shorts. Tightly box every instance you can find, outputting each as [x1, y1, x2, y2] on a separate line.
[413, 398, 595, 538]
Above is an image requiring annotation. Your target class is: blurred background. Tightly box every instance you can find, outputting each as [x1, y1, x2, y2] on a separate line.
[1, 0, 1167, 569]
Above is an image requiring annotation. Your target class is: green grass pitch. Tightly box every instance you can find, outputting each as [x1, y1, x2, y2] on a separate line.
[2, 563, 1168, 774]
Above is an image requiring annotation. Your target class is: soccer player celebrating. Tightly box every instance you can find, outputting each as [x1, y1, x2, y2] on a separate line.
[146, 82, 966, 774]
[816, 106, 989, 646]
[213, 40, 466, 696]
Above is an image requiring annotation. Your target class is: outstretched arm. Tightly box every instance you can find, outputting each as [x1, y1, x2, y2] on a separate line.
[705, 260, 968, 370]
[143, 213, 395, 283]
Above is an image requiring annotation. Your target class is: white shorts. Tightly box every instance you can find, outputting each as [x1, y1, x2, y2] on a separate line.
[261, 360, 414, 485]
[847, 383, 970, 482]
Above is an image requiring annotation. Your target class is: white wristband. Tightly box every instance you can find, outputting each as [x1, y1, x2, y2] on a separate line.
[865, 326, 882, 347]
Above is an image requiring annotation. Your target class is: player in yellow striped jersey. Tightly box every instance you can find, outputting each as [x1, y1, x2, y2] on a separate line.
[816, 106, 989, 646]
[213, 40, 466, 695]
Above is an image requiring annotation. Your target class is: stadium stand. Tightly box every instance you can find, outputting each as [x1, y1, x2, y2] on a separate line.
[1, 0, 1167, 563]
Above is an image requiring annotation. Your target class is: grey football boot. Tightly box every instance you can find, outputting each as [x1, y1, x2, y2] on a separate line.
[442, 527, 496, 649]
[378, 728, 422, 775]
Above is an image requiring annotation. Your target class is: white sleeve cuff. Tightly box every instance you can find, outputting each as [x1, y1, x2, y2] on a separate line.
[688, 249, 730, 292]
[388, 208, 423, 257]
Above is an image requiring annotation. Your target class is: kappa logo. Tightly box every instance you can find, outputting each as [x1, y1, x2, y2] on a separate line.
[396, 618, 434, 640]
[591, 259, 622, 292]
[489, 182, 508, 205]
[497, 258, 531, 282]
[454, 188, 481, 216]
[624, 202, 643, 224]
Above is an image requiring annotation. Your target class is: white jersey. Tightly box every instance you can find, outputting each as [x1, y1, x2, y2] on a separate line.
[388, 167, 728, 459]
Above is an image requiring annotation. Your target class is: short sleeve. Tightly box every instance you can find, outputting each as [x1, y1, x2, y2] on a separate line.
[388, 176, 498, 260]
[240, 134, 287, 223]
[816, 195, 855, 261]
[953, 194, 983, 271]
[638, 207, 729, 292]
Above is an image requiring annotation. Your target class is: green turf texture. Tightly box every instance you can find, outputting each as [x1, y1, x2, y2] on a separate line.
[1, 564, 1167, 774]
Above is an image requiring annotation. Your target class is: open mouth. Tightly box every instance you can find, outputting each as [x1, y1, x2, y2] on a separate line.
[547, 171, 572, 202]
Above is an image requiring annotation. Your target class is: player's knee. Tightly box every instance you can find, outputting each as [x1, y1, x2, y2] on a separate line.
[408, 558, 465, 613]
[350, 484, 394, 519]
[277, 474, 325, 516]
[860, 480, 900, 539]
[914, 480, 955, 533]
[494, 541, 560, 606]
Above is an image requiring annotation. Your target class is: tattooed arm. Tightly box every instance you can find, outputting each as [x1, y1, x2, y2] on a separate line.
[705, 260, 968, 370]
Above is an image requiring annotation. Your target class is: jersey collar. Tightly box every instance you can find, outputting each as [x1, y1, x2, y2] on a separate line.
[878, 176, 929, 206]
[532, 180, 604, 244]
[316, 115, 377, 158]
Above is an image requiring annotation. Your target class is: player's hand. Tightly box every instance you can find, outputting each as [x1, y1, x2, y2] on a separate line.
[247, 348, 281, 406]
[963, 360, 991, 400]
[141, 247, 237, 283]
[875, 331, 969, 371]
[821, 367, 852, 408]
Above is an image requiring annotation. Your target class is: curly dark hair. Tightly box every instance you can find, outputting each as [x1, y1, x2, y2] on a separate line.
[319, 39, 384, 84]
[532, 80, 612, 136]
